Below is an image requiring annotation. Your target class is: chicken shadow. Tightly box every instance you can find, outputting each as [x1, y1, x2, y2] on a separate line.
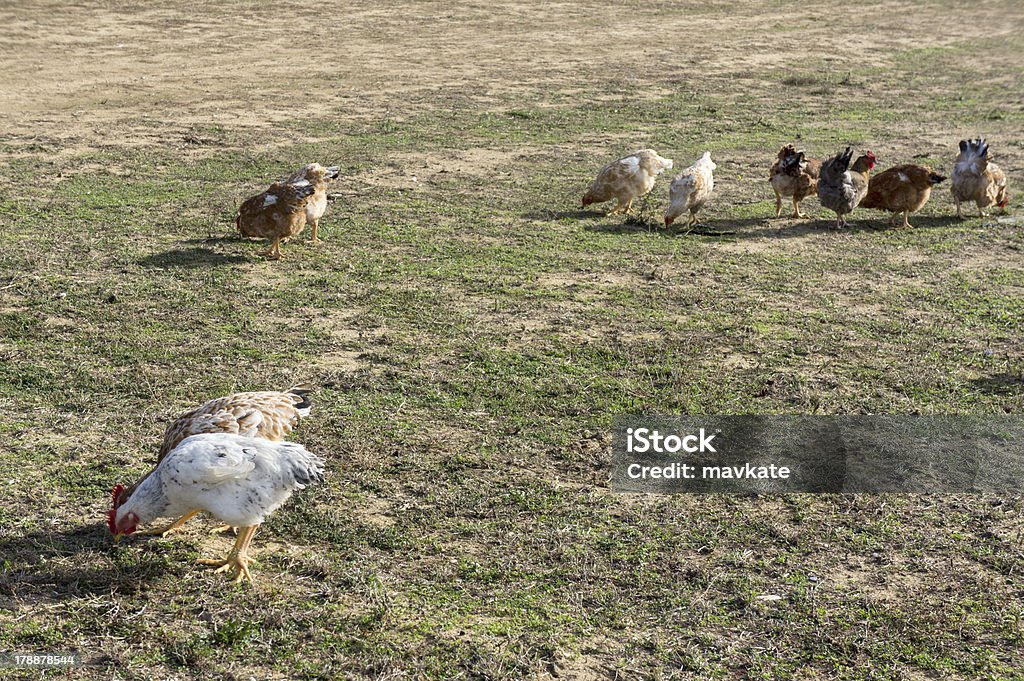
[969, 373, 1023, 397]
[181, 235, 244, 245]
[137, 247, 249, 269]
[895, 215, 963, 230]
[0, 523, 184, 600]
[585, 216, 775, 237]
[521, 208, 605, 220]
[584, 218, 662, 235]
[715, 215, 904, 239]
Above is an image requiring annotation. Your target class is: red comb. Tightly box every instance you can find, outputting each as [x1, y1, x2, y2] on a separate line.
[108, 484, 125, 535]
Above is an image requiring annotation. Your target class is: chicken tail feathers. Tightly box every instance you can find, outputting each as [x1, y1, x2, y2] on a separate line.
[976, 138, 990, 160]
[955, 138, 992, 174]
[324, 166, 341, 180]
[286, 383, 314, 417]
[821, 147, 853, 183]
[928, 172, 947, 185]
[838, 147, 853, 171]
[280, 442, 326, 489]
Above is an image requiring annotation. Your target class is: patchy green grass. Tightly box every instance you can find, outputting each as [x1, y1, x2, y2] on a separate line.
[1, 1, 1024, 679]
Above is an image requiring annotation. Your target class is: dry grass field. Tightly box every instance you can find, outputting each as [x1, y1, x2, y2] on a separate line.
[1, 1, 1023, 679]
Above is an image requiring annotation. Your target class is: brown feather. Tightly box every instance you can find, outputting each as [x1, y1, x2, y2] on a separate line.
[861, 164, 944, 214]
[116, 386, 313, 506]
[237, 183, 312, 242]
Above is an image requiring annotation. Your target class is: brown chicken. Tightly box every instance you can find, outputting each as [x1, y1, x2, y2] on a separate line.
[951, 138, 1009, 218]
[282, 163, 341, 242]
[769, 145, 821, 219]
[816, 147, 876, 229]
[236, 182, 316, 259]
[860, 165, 946, 228]
[115, 385, 313, 537]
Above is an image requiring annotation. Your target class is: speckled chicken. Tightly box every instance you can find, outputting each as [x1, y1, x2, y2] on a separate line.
[582, 149, 673, 215]
[283, 163, 340, 243]
[860, 164, 946, 228]
[664, 152, 716, 228]
[236, 182, 316, 259]
[109, 433, 325, 584]
[817, 147, 876, 228]
[769, 145, 821, 219]
[951, 138, 1009, 218]
[115, 385, 312, 537]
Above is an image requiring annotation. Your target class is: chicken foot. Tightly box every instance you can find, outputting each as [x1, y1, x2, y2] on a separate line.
[791, 197, 808, 219]
[197, 525, 258, 584]
[259, 238, 283, 260]
[608, 199, 633, 216]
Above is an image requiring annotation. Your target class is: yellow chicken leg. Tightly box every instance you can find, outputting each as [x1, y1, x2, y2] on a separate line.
[260, 238, 282, 260]
[198, 525, 258, 584]
[138, 510, 201, 538]
[309, 218, 321, 243]
[791, 197, 807, 219]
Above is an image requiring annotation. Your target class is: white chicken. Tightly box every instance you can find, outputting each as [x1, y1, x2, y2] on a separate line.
[283, 163, 341, 242]
[664, 152, 716, 228]
[117, 384, 313, 537]
[109, 433, 325, 584]
[581, 149, 673, 215]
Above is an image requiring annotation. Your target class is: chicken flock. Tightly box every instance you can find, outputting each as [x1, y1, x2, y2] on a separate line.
[232, 139, 1008, 262]
[106, 140, 1011, 585]
[581, 137, 1010, 230]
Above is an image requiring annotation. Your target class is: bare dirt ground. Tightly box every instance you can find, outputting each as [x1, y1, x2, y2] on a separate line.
[1, 1, 1023, 679]
[2, 2, 1016, 155]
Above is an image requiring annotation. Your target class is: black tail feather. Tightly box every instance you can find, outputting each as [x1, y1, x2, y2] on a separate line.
[287, 383, 313, 413]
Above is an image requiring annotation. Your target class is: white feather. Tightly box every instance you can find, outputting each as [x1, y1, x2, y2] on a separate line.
[620, 156, 641, 174]
[116, 433, 325, 529]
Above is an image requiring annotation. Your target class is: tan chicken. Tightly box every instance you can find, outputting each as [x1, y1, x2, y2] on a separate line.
[769, 145, 821, 219]
[283, 163, 340, 242]
[115, 385, 313, 537]
[236, 183, 315, 259]
[860, 164, 946, 228]
[817, 147, 876, 228]
[581, 149, 674, 215]
[951, 138, 1009, 218]
[664, 152, 716, 228]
